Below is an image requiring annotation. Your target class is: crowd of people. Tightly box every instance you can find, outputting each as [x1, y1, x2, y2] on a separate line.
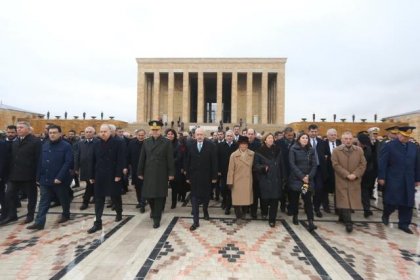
[0, 120, 418, 235]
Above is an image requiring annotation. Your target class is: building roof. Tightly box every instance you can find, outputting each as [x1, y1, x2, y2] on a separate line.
[0, 103, 44, 116]
[383, 109, 420, 119]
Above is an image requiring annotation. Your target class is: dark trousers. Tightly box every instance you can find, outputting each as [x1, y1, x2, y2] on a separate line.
[251, 180, 267, 217]
[5, 180, 37, 219]
[339, 209, 352, 225]
[0, 181, 5, 218]
[148, 197, 165, 225]
[361, 177, 371, 212]
[134, 180, 145, 207]
[220, 177, 232, 210]
[82, 181, 95, 205]
[170, 180, 180, 206]
[191, 196, 209, 226]
[289, 190, 314, 220]
[94, 195, 122, 224]
[35, 184, 70, 226]
[383, 204, 413, 228]
[262, 199, 279, 223]
[313, 168, 328, 211]
[234, 206, 249, 219]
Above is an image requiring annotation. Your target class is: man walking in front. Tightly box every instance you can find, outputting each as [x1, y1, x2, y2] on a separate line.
[331, 131, 366, 233]
[138, 121, 175, 229]
[27, 125, 73, 230]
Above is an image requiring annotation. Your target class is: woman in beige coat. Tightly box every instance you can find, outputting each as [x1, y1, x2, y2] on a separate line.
[331, 131, 367, 233]
[227, 136, 254, 222]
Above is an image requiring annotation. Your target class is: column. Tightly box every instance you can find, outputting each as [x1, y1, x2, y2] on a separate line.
[137, 70, 145, 123]
[246, 72, 253, 125]
[261, 71, 268, 124]
[197, 72, 204, 123]
[152, 71, 160, 119]
[276, 67, 285, 125]
[182, 71, 190, 123]
[216, 72, 223, 123]
[231, 71, 238, 124]
[167, 71, 174, 123]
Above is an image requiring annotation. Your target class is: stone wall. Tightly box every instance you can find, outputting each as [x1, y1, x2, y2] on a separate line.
[0, 109, 43, 130]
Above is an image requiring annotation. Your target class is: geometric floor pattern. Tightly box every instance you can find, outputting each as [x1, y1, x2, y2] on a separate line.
[0, 184, 419, 280]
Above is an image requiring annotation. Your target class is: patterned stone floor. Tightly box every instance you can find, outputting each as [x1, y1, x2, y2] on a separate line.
[0, 184, 418, 280]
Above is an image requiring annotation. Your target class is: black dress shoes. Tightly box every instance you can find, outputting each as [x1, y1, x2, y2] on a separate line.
[153, 223, 160, 229]
[292, 215, 299, 225]
[224, 209, 230, 215]
[23, 216, 34, 224]
[203, 213, 210, 220]
[87, 223, 102, 234]
[382, 215, 389, 225]
[115, 213, 122, 222]
[26, 223, 44, 230]
[324, 208, 331, 214]
[269, 222, 275, 228]
[315, 211, 323, 218]
[364, 210, 373, 218]
[398, 226, 413, 234]
[140, 207, 145, 213]
[57, 216, 69, 224]
[79, 204, 88, 210]
[0, 216, 18, 226]
[190, 224, 199, 231]
[345, 223, 353, 233]
[307, 220, 317, 232]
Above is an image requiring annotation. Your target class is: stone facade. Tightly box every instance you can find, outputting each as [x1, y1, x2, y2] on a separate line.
[136, 58, 287, 127]
[0, 104, 44, 130]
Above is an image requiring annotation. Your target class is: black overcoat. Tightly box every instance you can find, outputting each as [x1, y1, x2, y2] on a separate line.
[74, 138, 98, 181]
[127, 138, 143, 185]
[9, 134, 42, 182]
[90, 136, 125, 197]
[185, 139, 218, 199]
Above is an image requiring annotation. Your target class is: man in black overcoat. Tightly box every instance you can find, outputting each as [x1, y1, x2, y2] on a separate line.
[1, 121, 41, 226]
[185, 127, 218, 231]
[138, 121, 175, 229]
[0, 139, 10, 220]
[127, 129, 146, 213]
[87, 124, 125, 234]
[74, 126, 98, 210]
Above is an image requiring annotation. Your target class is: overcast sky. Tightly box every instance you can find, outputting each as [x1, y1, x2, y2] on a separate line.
[1, 0, 419, 123]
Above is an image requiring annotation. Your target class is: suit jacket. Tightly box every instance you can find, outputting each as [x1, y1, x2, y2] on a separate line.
[74, 138, 99, 181]
[127, 138, 144, 185]
[217, 141, 238, 180]
[0, 140, 10, 181]
[185, 139, 218, 198]
[9, 134, 42, 182]
[324, 139, 342, 193]
[309, 137, 328, 181]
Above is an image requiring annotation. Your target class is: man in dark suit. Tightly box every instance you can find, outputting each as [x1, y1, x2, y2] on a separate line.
[308, 124, 329, 217]
[74, 126, 98, 210]
[324, 128, 341, 213]
[217, 130, 238, 214]
[1, 121, 42, 226]
[185, 127, 218, 231]
[87, 124, 126, 234]
[247, 128, 263, 219]
[0, 139, 10, 220]
[275, 127, 295, 214]
[138, 121, 175, 228]
[127, 129, 146, 213]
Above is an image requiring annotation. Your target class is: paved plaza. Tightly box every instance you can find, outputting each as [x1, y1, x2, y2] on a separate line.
[0, 184, 418, 280]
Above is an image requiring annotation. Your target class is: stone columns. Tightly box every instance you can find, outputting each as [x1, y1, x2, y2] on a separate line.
[261, 71, 268, 124]
[152, 71, 160, 119]
[246, 72, 253, 124]
[167, 71, 174, 122]
[216, 72, 223, 123]
[231, 71, 238, 124]
[276, 67, 285, 124]
[137, 70, 145, 123]
[197, 72, 204, 123]
[182, 71, 190, 123]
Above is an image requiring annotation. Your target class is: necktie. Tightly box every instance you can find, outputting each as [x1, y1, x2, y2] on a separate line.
[312, 139, 319, 166]
[198, 142, 202, 152]
[332, 142, 335, 148]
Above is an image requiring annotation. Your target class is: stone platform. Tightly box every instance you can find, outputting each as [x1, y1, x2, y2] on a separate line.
[0, 184, 418, 280]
